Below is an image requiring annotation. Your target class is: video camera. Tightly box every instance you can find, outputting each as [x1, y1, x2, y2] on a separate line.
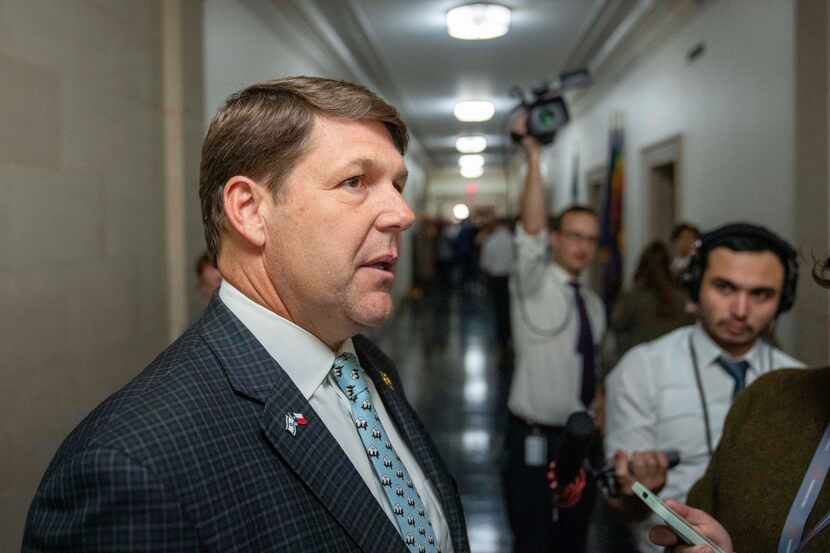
[508, 69, 592, 146]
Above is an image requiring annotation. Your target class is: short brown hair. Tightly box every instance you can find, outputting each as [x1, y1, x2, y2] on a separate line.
[549, 204, 597, 231]
[199, 76, 409, 258]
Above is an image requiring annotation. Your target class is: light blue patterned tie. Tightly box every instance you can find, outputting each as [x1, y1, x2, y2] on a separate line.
[331, 353, 440, 553]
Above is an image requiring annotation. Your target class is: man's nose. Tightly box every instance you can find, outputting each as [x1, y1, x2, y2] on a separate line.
[376, 188, 415, 232]
[731, 292, 749, 319]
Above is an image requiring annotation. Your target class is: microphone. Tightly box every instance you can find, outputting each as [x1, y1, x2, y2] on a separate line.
[553, 411, 595, 487]
[551, 411, 595, 522]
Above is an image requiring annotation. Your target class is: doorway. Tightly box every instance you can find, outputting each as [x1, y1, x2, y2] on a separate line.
[642, 134, 683, 244]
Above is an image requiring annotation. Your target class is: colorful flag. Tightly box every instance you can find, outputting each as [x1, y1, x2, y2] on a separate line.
[599, 124, 625, 312]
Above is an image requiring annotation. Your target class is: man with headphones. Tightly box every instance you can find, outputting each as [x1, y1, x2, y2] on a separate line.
[603, 222, 805, 552]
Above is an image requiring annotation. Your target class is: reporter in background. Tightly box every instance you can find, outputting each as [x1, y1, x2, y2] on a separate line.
[505, 111, 605, 553]
[670, 223, 701, 278]
[480, 218, 515, 359]
[196, 250, 222, 300]
[604, 223, 805, 552]
[649, 258, 830, 553]
[611, 241, 694, 359]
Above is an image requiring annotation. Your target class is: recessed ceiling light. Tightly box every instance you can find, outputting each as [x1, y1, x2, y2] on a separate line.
[454, 100, 495, 122]
[447, 3, 511, 40]
[453, 203, 471, 220]
[460, 165, 484, 178]
[456, 135, 487, 153]
[458, 154, 485, 168]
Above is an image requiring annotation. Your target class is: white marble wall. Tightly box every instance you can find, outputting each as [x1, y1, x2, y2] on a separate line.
[0, 0, 204, 548]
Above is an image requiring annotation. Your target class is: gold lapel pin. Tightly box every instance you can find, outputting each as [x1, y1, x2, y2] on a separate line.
[380, 371, 394, 389]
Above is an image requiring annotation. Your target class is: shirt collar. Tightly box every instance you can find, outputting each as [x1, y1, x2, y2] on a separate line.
[218, 280, 354, 400]
[552, 262, 579, 285]
[691, 323, 764, 370]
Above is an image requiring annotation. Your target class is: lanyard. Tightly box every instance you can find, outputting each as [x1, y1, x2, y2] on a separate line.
[778, 423, 830, 553]
[688, 334, 773, 456]
[688, 335, 715, 457]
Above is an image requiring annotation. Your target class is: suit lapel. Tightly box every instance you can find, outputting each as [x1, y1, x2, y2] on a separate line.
[355, 336, 469, 553]
[198, 299, 407, 553]
[259, 385, 408, 553]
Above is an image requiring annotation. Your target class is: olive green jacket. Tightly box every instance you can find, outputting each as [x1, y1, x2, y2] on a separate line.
[688, 367, 830, 553]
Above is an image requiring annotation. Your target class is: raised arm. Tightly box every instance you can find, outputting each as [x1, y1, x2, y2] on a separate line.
[513, 109, 545, 236]
[519, 135, 545, 235]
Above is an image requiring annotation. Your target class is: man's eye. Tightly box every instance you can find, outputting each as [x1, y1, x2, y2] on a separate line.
[714, 281, 733, 292]
[342, 176, 363, 189]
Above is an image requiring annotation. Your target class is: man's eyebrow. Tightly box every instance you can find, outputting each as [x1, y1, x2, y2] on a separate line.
[750, 285, 777, 293]
[340, 158, 372, 171]
[343, 157, 405, 172]
[711, 276, 777, 292]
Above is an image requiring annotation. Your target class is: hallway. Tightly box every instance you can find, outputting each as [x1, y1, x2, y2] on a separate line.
[372, 287, 512, 553]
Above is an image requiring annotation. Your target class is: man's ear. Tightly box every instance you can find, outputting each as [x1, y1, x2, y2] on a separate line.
[222, 176, 269, 248]
[550, 230, 560, 253]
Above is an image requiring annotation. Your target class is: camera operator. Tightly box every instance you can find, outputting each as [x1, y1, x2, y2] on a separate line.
[504, 111, 606, 553]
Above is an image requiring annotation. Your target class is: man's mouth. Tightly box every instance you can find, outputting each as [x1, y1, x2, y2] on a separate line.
[721, 321, 752, 336]
[363, 255, 398, 275]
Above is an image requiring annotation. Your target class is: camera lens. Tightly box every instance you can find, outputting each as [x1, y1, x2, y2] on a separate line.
[539, 110, 556, 126]
[642, 492, 648, 499]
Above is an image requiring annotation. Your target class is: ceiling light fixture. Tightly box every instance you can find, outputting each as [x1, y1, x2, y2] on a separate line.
[453, 203, 471, 221]
[458, 154, 485, 168]
[447, 3, 511, 40]
[456, 135, 488, 153]
[454, 100, 495, 122]
[460, 165, 484, 179]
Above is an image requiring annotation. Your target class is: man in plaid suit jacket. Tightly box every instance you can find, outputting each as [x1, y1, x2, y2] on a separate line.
[23, 77, 470, 553]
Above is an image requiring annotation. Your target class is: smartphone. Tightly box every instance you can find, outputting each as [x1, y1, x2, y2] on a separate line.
[632, 482, 725, 553]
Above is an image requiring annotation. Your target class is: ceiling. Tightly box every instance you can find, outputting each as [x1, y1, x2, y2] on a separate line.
[291, 0, 641, 170]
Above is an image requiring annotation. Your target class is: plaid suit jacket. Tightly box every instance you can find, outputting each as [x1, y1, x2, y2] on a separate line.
[23, 298, 470, 552]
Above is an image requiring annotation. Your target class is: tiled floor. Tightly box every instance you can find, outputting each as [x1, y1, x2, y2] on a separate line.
[372, 286, 513, 553]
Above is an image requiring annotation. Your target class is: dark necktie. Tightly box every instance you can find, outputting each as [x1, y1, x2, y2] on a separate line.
[716, 356, 750, 399]
[568, 282, 595, 407]
[331, 353, 439, 553]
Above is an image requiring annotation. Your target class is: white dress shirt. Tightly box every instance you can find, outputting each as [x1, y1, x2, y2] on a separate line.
[604, 323, 804, 551]
[480, 226, 514, 277]
[219, 281, 453, 553]
[508, 225, 606, 426]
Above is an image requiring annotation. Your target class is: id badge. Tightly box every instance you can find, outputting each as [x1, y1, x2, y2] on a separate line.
[524, 433, 547, 466]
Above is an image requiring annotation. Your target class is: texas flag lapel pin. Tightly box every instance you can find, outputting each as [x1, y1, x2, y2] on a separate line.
[284, 412, 308, 436]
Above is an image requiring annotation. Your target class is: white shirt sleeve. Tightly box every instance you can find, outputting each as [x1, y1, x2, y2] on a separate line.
[513, 225, 548, 296]
[604, 345, 659, 458]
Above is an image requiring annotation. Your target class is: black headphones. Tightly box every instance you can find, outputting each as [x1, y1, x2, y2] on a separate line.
[682, 222, 799, 315]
